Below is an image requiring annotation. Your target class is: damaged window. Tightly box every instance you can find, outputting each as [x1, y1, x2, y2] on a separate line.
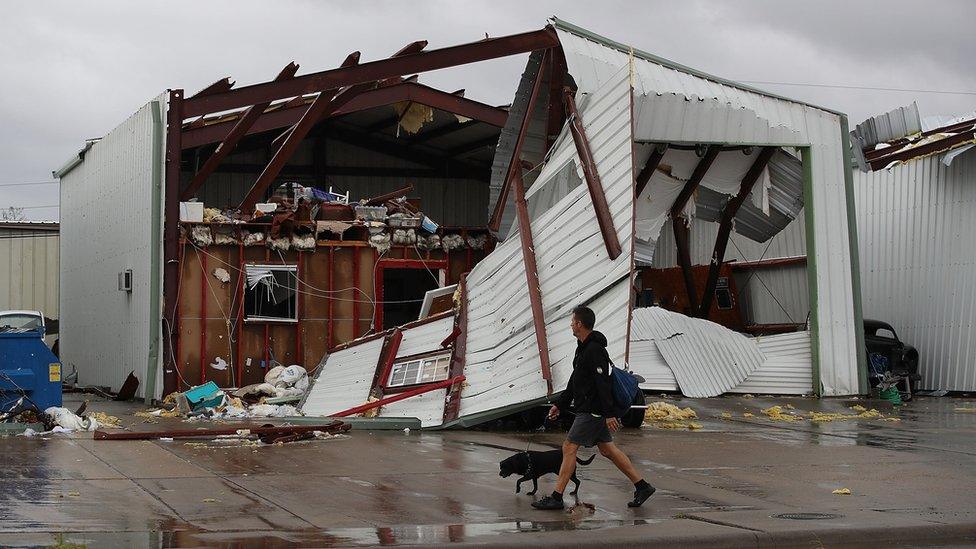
[527, 159, 584, 221]
[388, 353, 451, 388]
[244, 264, 298, 322]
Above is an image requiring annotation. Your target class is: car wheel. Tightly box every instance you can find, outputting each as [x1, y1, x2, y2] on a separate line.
[622, 390, 646, 428]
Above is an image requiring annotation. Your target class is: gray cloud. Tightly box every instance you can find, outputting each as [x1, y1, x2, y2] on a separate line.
[1, 0, 973, 219]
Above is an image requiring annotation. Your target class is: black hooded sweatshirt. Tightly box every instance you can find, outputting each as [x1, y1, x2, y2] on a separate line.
[556, 330, 616, 417]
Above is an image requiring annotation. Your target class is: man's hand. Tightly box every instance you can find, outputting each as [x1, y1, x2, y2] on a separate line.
[606, 417, 620, 432]
[547, 405, 560, 420]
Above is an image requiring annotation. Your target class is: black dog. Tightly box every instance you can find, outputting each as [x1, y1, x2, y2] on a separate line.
[499, 450, 596, 495]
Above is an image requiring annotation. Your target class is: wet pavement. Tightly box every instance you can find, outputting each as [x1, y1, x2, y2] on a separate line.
[1, 394, 976, 547]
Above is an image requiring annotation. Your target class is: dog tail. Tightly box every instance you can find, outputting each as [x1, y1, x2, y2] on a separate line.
[576, 454, 596, 466]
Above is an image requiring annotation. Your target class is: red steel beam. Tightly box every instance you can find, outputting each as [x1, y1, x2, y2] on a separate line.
[239, 52, 363, 212]
[240, 44, 426, 212]
[544, 47, 567, 152]
[163, 89, 184, 397]
[94, 421, 349, 441]
[698, 147, 777, 318]
[670, 145, 721, 312]
[442, 274, 468, 423]
[564, 88, 623, 260]
[190, 77, 234, 99]
[373, 329, 403, 397]
[199, 250, 208, 385]
[512, 168, 553, 394]
[331, 376, 465, 418]
[730, 255, 807, 270]
[489, 48, 551, 232]
[352, 248, 360, 338]
[182, 27, 558, 117]
[181, 63, 300, 201]
[635, 145, 668, 198]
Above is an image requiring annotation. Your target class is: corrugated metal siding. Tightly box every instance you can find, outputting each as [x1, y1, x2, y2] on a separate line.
[629, 338, 678, 391]
[630, 307, 764, 397]
[379, 389, 448, 428]
[855, 149, 976, 391]
[0, 228, 59, 316]
[555, 25, 860, 395]
[302, 336, 384, 416]
[458, 67, 634, 419]
[58, 96, 164, 397]
[731, 331, 813, 394]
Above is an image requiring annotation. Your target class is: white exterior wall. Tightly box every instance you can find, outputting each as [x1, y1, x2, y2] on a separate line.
[855, 149, 976, 391]
[556, 23, 862, 395]
[0, 227, 59, 317]
[58, 96, 165, 397]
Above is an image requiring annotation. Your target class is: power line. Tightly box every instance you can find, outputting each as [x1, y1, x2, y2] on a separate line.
[0, 181, 59, 188]
[0, 205, 59, 210]
[739, 80, 976, 96]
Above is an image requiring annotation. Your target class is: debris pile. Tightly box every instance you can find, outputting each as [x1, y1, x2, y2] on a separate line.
[642, 402, 702, 430]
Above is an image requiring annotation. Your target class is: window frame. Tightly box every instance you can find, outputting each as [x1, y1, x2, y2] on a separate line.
[243, 263, 299, 324]
[384, 350, 453, 392]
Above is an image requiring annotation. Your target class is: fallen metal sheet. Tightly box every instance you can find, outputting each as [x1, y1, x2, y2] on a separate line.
[93, 421, 350, 441]
[629, 339, 678, 391]
[630, 307, 764, 398]
[730, 331, 813, 395]
[301, 336, 385, 417]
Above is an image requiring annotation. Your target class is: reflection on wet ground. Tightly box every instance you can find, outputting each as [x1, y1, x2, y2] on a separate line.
[0, 394, 974, 547]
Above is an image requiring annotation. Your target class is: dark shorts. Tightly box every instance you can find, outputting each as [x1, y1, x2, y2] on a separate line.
[567, 413, 613, 448]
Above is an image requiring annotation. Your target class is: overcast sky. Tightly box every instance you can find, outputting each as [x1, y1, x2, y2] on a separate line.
[2, 0, 974, 220]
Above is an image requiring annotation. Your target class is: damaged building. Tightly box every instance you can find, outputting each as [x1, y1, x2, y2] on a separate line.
[852, 104, 976, 392]
[54, 18, 867, 421]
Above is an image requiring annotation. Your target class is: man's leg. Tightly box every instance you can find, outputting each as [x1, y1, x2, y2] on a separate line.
[554, 439, 581, 494]
[598, 441, 655, 507]
[597, 442, 641, 482]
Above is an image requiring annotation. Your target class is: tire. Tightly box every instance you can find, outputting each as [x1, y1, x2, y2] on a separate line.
[622, 390, 646, 428]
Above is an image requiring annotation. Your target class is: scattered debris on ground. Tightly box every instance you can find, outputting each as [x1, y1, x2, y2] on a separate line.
[761, 405, 804, 422]
[643, 402, 702, 430]
[832, 488, 852, 495]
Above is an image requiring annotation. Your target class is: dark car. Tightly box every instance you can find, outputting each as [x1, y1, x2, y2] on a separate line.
[864, 319, 920, 399]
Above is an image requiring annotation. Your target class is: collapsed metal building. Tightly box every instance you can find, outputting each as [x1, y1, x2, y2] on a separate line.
[54, 18, 867, 414]
[853, 104, 976, 391]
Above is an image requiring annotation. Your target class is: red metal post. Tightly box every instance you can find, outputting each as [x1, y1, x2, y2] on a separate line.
[373, 329, 403, 397]
[699, 147, 777, 318]
[564, 88, 623, 260]
[352, 248, 360, 338]
[331, 376, 465, 418]
[373, 258, 383, 332]
[327, 246, 334, 349]
[181, 63, 299, 201]
[163, 89, 184, 396]
[442, 274, 468, 423]
[512, 169, 553, 394]
[489, 48, 550, 232]
[235, 242, 244, 386]
[296, 251, 303, 364]
[199, 250, 208, 385]
[181, 28, 558, 117]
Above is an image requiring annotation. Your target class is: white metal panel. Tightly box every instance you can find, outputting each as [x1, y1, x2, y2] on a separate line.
[58, 96, 164, 397]
[855, 148, 976, 391]
[379, 388, 448, 428]
[630, 307, 764, 397]
[0, 227, 59, 317]
[555, 22, 860, 395]
[458, 66, 635, 420]
[629, 339, 678, 391]
[301, 336, 385, 416]
[395, 316, 454, 359]
[731, 331, 813, 394]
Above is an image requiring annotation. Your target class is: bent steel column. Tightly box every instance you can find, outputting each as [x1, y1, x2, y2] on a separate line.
[670, 145, 720, 312]
[512, 168, 553, 395]
[564, 88, 622, 260]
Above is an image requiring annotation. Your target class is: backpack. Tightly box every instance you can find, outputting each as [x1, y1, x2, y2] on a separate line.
[607, 355, 640, 418]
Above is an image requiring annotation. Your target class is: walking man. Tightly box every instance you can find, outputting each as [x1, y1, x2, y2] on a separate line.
[531, 305, 655, 510]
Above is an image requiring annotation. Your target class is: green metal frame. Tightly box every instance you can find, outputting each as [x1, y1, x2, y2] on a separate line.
[801, 147, 822, 396]
[145, 101, 164, 404]
[840, 115, 870, 394]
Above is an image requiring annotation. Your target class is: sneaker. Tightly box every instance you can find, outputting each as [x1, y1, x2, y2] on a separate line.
[628, 483, 655, 508]
[531, 495, 565, 510]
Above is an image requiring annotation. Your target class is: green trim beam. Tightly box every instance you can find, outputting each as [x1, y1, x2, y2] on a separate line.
[146, 101, 164, 404]
[801, 147, 821, 397]
[840, 115, 870, 395]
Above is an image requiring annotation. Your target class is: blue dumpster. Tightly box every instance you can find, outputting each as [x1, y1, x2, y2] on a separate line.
[0, 327, 62, 413]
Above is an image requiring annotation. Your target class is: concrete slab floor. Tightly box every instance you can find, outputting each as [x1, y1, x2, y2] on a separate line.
[0, 393, 975, 548]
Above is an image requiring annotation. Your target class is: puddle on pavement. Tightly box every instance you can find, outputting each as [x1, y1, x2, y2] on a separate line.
[11, 517, 664, 548]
